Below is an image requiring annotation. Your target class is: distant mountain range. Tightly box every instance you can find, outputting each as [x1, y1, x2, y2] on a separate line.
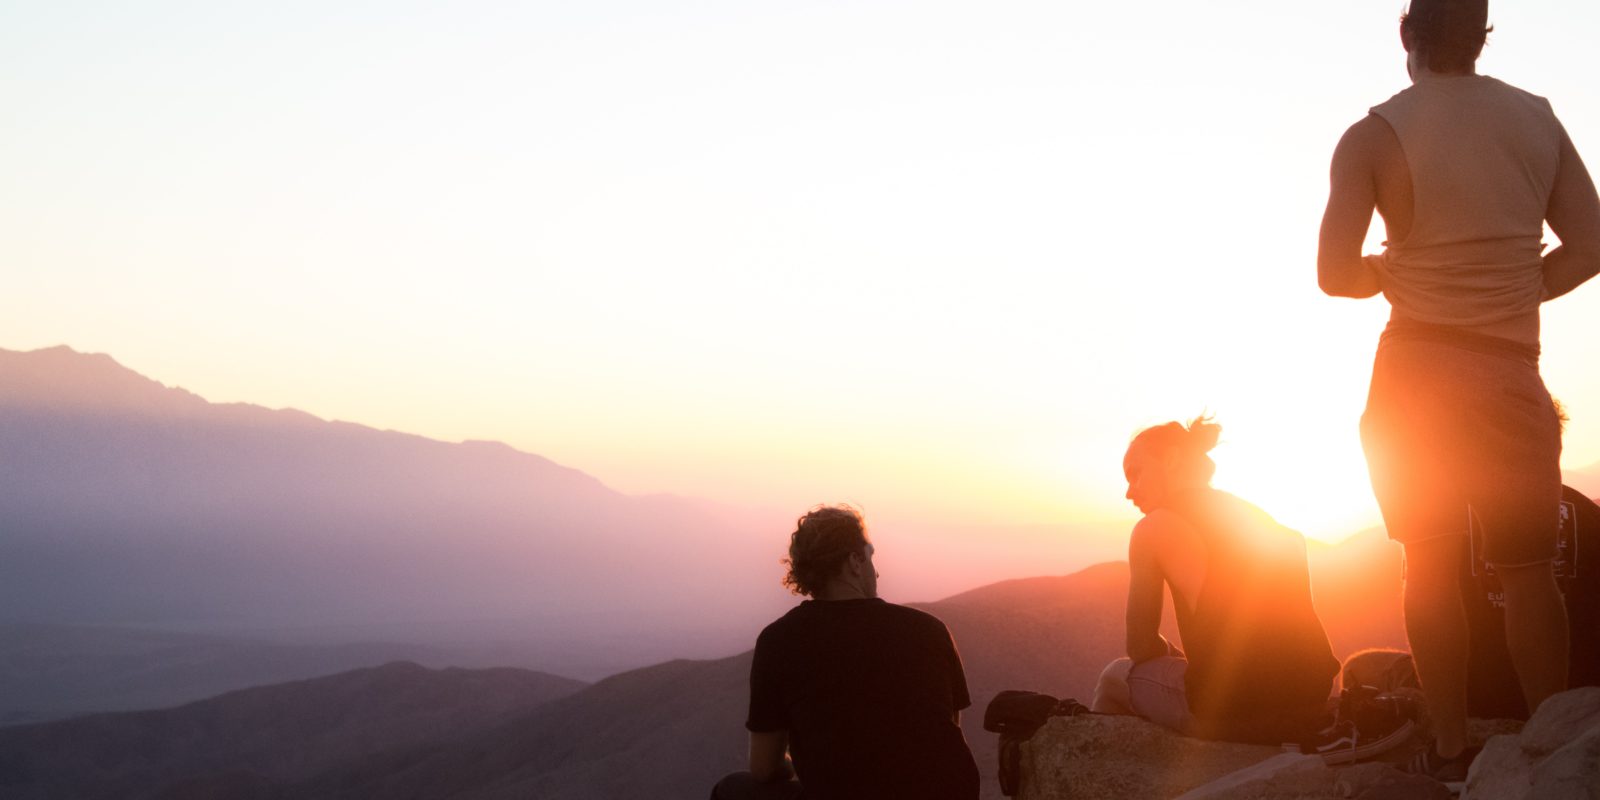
[0, 553, 1409, 800]
[0, 344, 1133, 720]
[0, 623, 456, 726]
[0, 660, 586, 800]
[0, 345, 794, 686]
[3, 343, 1591, 798]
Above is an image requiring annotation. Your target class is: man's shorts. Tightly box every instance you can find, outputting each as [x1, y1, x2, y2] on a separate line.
[1360, 325, 1561, 566]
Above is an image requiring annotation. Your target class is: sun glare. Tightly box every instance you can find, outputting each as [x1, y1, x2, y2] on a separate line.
[1213, 442, 1382, 544]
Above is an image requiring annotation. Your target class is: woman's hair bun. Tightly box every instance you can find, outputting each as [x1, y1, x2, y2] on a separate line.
[1185, 415, 1221, 455]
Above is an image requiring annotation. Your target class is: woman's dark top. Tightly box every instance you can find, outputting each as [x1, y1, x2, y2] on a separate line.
[1166, 488, 1340, 743]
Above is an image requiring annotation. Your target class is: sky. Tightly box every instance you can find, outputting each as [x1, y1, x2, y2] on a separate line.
[5, 0, 1600, 547]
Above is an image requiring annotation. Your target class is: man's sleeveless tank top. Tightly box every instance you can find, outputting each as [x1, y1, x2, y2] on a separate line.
[1369, 73, 1564, 346]
[1167, 489, 1339, 742]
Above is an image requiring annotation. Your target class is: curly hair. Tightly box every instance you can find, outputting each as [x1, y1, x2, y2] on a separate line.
[781, 505, 869, 597]
[1128, 415, 1222, 485]
[1402, 0, 1492, 74]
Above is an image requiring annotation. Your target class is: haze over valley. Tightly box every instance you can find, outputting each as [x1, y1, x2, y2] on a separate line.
[8, 343, 1600, 797]
[0, 345, 1125, 721]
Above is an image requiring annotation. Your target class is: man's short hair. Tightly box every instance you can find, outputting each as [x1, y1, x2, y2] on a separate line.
[782, 505, 869, 597]
[1402, 0, 1492, 73]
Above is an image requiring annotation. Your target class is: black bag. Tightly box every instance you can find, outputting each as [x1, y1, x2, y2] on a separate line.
[983, 691, 1089, 796]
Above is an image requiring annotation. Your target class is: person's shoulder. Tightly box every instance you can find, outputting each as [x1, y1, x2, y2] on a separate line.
[1478, 75, 1560, 118]
[1132, 507, 1196, 534]
[1480, 75, 1551, 103]
[1367, 84, 1416, 119]
[1338, 112, 1400, 155]
[755, 602, 810, 642]
[1206, 488, 1276, 520]
[876, 600, 952, 631]
[1129, 507, 1202, 551]
[1562, 485, 1600, 512]
[1563, 486, 1600, 534]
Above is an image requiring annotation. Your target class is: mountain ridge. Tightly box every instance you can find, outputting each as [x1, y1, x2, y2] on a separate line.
[0, 344, 791, 687]
[0, 549, 1407, 800]
[0, 660, 587, 800]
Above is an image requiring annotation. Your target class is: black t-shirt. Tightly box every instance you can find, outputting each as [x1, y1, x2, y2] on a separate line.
[1464, 485, 1600, 719]
[746, 598, 979, 800]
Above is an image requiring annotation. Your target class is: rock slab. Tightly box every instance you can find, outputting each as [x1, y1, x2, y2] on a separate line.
[1016, 715, 1283, 799]
[1464, 687, 1600, 800]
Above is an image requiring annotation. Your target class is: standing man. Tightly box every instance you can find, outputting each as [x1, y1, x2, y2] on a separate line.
[712, 505, 979, 800]
[1319, 0, 1600, 782]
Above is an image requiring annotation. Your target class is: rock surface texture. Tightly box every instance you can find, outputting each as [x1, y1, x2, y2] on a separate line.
[1014, 713, 1544, 799]
[1464, 687, 1600, 800]
[1015, 715, 1283, 799]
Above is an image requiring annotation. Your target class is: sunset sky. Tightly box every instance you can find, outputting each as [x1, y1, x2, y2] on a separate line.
[5, 0, 1599, 547]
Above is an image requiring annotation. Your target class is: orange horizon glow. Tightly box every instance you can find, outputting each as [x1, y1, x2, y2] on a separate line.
[6, 2, 1600, 573]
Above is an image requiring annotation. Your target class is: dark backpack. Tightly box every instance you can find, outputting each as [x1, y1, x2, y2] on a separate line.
[982, 691, 1090, 796]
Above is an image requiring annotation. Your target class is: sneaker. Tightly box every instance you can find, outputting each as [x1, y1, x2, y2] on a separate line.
[1404, 744, 1477, 792]
[1285, 686, 1416, 765]
[1290, 717, 1417, 765]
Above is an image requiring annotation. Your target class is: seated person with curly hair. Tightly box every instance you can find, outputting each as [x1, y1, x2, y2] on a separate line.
[711, 505, 978, 800]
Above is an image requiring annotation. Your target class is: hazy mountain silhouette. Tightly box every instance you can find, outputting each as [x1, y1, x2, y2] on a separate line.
[0, 661, 585, 800]
[280, 541, 1404, 799]
[0, 547, 1397, 800]
[0, 345, 791, 683]
[0, 623, 474, 725]
[277, 563, 1130, 800]
[2, 343, 1572, 797]
[0, 537, 1409, 800]
[0, 344, 1133, 722]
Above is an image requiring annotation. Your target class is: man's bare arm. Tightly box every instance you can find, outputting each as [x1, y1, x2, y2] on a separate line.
[749, 730, 793, 782]
[1319, 118, 1385, 299]
[1125, 518, 1170, 663]
[1543, 125, 1600, 301]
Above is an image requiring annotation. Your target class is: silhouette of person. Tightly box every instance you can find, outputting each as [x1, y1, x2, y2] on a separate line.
[1318, 0, 1600, 778]
[712, 505, 978, 800]
[1463, 405, 1600, 718]
[1464, 484, 1600, 718]
[1092, 418, 1339, 744]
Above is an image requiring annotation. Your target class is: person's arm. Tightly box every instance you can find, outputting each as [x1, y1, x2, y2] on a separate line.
[1125, 517, 1171, 663]
[1319, 117, 1385, 299]
[749, 730, 794, 782]
[1543, 124, 1600, 301]
[745, 627, 793, 782]
[940, 620, 971, 728]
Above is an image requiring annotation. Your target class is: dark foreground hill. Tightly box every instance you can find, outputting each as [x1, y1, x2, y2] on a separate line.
[0, 566, 1130, 800]
[0, 623, 466, 726]
[291, 654, 753, 799]
[0, 661, 586, 800]
[286, 536, 1404, 799]
[278, 566, 1142, 800]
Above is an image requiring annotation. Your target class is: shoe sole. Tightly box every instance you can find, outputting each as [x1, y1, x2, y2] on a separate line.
[1300, 719, 1417, 766]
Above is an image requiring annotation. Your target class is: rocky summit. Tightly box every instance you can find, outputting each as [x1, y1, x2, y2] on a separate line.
[1013, 690, 1600, 799]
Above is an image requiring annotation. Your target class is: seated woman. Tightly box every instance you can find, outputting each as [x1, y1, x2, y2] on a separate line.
[1092, 417, 1339, 744]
